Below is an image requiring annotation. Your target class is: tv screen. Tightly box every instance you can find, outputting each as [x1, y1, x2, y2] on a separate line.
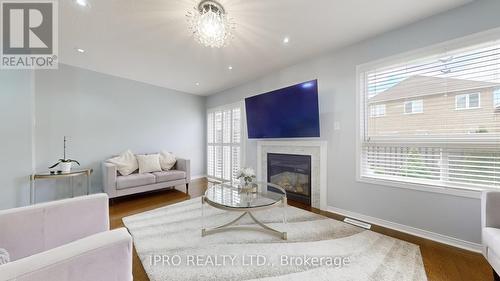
[245, 80, 320, 138]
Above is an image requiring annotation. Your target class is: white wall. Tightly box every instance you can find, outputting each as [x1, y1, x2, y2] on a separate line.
[207, 0, 500, 245]
[0, 71, 34, 209]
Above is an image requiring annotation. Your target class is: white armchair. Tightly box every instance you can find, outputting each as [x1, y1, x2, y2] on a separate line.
[482, 191, 500, 281]
[0, 194, 133, 281]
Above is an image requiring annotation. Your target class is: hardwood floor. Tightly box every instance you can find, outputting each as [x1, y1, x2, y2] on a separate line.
[109, 179, 493, 281]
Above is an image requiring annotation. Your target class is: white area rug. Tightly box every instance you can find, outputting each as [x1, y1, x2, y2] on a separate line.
[123, 198, 427, 281]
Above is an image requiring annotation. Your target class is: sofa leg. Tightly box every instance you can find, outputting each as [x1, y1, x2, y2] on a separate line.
[186, 183, 189, 194]
[494, 269, 500, 281]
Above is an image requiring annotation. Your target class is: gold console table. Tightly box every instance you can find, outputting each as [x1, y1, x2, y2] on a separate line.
[29, 169, 93, 204]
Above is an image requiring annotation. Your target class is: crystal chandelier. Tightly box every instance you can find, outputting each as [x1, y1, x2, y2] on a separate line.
[186, 0, 235, 48]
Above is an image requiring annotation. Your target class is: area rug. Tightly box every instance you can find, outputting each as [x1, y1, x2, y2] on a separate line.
[123, 198, 427, 281]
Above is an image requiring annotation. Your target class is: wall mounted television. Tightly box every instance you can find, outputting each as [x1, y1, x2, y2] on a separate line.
[245, 80, 320, 139]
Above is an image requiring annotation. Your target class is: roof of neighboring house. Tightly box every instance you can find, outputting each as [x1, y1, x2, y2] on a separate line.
[369, 75, 499, 103]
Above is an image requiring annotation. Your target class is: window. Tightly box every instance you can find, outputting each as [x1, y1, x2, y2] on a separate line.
[359, 35, 500, 192]
[404, 100, 423, 114]
[370, 104, 386, 117]
[207, 103, 244, 184]
[494, 88, 500, 108]
[455, 93, 480, 110]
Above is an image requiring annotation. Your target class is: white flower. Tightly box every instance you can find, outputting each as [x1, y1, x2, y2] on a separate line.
[238, 167, 256, 178]
[244, 168, 255, 177]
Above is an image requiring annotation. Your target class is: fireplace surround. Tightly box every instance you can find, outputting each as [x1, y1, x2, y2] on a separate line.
[257, 140, 327, 210]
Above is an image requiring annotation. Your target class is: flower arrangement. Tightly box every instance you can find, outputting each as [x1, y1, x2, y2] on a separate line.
[237, 167, 256, 186]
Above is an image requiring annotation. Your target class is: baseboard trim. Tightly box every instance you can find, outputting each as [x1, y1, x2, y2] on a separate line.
[191, 175, 207, 180]
[327, 206, 482, 253]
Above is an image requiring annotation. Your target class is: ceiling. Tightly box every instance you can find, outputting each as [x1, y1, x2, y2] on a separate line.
[59, 0, 473, 95]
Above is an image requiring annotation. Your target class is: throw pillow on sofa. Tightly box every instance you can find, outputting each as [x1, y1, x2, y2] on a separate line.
[137, 154, 162, 174]
[160, 151, 176, 170]
[107, 150, 138, 176]
[0, 248, 9, 265]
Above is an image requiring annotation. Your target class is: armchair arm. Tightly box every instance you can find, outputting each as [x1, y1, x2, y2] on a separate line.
[0, 228, 132, 281]
[0, 193, 109, 261]
[176, 158, 191, 183]
[102, 162, 117, 198]
[482, 191, 500, 229]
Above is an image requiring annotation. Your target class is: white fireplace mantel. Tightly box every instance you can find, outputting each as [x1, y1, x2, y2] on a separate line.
[257, 140, 327, 210]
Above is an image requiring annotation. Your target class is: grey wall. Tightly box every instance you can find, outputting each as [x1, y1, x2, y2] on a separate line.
[0, 71, 34, 209]
[0, 64, 206, 208]
[207, 0, 500, 244]
[32, 64, 206, 203]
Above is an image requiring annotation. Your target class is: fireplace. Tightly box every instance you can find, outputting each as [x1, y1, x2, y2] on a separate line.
[267, 153, 312, 205]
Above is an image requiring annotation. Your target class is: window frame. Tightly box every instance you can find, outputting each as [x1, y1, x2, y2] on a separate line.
[494, 88, 500, 108]
[207, 101, 246, 184]
[355, 28, 500, 198]
[403, 100, 423, 114]
[455, 93, 481, 110]
[370, 104, 386, 117]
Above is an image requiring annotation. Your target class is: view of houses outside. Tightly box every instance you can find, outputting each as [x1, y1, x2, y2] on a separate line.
[362, 41, 500, 189]
[367, 75, 500, 137]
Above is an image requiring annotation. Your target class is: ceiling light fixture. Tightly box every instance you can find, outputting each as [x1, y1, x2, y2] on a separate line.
[76, 48, 85, 53]
[283, 37, 290, 44]
[186, 0, 235, 48]
[75, 0, 88, 7]
[195, 82, 200, 86]
[228, 65, 233, 70]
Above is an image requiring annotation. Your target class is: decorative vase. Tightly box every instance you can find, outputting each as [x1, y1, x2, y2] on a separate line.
[59, 162, 72, 173]
[239, 179, 257, 193]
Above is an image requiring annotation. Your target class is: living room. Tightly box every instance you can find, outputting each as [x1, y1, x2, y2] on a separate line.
[1, 0, 500, 280]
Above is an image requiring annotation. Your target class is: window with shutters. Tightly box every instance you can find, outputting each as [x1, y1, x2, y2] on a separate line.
[358, 34, 500, 193]
[207, 102, 244, 184]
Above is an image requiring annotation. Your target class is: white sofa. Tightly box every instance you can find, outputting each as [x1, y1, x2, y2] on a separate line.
[482, 191, 500, 281]
[0, 194, 133, 281]
[103, 156, 190, 199]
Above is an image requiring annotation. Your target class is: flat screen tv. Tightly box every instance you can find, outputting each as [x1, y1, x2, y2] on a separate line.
[245, 80, 320, 138]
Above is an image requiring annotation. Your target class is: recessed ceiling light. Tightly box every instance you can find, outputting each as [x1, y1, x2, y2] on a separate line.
[228, 65, 233, 70]
[76, 48, 85, 53]
[195, 82, 200, 86]
[76, 0, 88, 7]
[283, 37, 290, 44]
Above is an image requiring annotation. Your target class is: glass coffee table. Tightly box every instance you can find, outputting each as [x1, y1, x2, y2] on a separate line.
[201, 181, 288, 240]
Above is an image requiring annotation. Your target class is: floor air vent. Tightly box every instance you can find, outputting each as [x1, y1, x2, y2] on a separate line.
[343, 218, 371, 229]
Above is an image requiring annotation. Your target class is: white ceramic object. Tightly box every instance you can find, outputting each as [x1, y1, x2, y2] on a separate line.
[59, 162, 72, 173]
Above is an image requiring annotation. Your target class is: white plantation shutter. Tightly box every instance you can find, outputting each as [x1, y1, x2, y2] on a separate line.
[359, 35, 500, 191]
[207, 103, 244, 183]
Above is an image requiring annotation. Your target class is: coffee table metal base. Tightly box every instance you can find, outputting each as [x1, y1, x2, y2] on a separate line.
[201, 211, 287, 240]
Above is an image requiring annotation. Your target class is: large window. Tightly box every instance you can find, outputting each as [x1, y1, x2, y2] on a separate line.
[359, 35, 500, 192]
[207, 103, 244, 184]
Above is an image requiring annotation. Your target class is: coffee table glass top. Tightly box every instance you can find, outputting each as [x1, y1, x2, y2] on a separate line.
[204, 182, 286, 209]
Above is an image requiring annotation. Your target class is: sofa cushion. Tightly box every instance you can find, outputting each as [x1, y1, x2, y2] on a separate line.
[116, 173, 156, 190]
[159, 151, 176, 171]
[136, 154, 162, 174]
[153, 170, 186, 183]
[107, 150, 138, 176]
[484, 227, 500, 256]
